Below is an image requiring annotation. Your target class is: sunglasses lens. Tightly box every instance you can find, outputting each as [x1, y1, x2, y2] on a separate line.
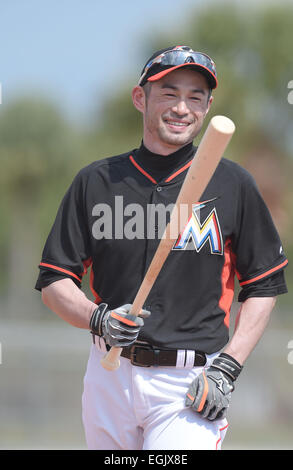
[159, 51, 216, 75]
[139, 47, 217, 87]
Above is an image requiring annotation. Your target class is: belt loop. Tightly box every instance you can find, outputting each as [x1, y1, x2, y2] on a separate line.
[153, 349, 160, 367]
[176, 350, 186, 368]
[185, 350, 195, 368]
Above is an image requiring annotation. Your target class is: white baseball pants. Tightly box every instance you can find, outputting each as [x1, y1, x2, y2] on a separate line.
[82, 340, 229, 450]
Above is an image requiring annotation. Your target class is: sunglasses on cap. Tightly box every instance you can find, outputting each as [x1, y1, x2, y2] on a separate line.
[138, 46, 217, 89]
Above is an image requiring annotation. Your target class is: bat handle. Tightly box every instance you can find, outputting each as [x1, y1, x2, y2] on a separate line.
[100, 346, 122, 371]
[100, 301, 144, 371]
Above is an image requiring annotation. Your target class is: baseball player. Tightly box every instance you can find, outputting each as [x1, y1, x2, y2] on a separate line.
[35, 46, 288, 450]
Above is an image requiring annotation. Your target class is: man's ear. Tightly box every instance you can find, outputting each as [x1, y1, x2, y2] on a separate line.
[205, 95, 213, 116]
[132, 86, 146, 113]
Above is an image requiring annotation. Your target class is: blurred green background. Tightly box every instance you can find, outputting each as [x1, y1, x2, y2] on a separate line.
[0, 0, 292, 450]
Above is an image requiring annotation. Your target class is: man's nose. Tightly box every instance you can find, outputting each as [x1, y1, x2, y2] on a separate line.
[172, 99, 189, 115]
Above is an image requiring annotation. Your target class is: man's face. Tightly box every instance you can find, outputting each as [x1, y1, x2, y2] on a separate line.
[137, 68, 213, 154]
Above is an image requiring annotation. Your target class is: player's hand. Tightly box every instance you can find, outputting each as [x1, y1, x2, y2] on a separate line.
[90, 303, 151, 348]
[185, 368, 233, 420]
[185, 353, 243, 421]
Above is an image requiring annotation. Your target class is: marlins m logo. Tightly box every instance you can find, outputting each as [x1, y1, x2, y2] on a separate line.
[173, 202, 223, 255]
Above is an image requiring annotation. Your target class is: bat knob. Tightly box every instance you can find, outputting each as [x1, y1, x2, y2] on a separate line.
[100, 353, 121, 371]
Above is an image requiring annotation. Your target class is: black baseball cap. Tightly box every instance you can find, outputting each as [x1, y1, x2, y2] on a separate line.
[139, 45, 217, 89]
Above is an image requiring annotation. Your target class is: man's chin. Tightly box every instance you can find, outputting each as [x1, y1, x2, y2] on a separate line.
[159, 131, 194, 148]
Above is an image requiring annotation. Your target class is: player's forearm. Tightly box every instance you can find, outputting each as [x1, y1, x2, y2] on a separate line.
[41, 278, 97, 329]
[223, 296, 276, 365]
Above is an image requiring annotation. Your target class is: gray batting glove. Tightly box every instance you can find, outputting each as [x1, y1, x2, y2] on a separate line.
[185, 353, 243, 421]
[90, 303, 151, 348]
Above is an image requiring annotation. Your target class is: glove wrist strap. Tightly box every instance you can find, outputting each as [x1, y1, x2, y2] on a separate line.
[211, 352, 243, 381]
[89, 303, 108, 337]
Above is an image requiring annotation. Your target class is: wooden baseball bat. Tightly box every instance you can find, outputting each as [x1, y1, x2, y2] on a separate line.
[100, 115, 236, 371]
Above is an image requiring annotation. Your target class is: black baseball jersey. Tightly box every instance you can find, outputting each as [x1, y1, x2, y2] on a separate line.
[35, 142, 288, 354]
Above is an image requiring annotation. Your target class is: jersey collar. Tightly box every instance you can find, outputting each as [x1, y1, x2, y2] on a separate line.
[130, 141, 196, 185]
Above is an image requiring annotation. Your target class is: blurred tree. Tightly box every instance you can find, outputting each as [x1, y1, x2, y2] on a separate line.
[0, 97, 82, 316]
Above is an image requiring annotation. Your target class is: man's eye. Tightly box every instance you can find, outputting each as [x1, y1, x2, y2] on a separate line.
[164, 93, 176, 97]
[190, 96, 201, 101]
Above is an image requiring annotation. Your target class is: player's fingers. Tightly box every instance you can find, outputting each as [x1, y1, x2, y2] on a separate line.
[207, 403, 227, 421]
[117, 304, 151, 319]
[200, 399, 214, 419]
[206, 403, 222, 420]
[185, 374, 204, 408]
[192, 372, 209, 412]
[185, 379, 198, 407]
[109, 321, 141, 335]
[115, 304, 133, 314]
[108, 332, 139, 347]
[125, 314, 144, 327]
[110, 311, 143, 328]
[138, 308, 151, 319]
[213, 408, 227, 420]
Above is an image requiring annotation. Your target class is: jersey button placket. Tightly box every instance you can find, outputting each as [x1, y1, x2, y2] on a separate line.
[144, 183, 168, 311]
[144, 185, 165, 271]
[153, 185, 166, 238]
[154, 186, 162, 236]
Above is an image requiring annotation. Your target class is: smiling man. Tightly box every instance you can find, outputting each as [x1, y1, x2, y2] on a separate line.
[35, 45, 288, 450]
[133, 67, 213, 153]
